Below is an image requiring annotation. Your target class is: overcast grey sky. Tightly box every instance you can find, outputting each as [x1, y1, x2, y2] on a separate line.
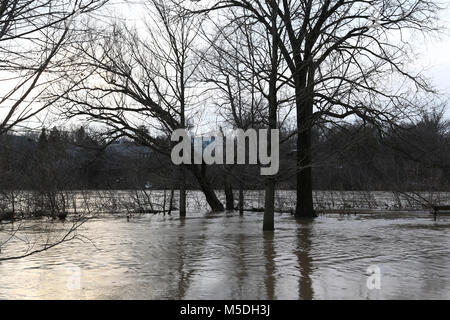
[114, 0, 450, 120]
[2, 0, 450, 134]
[416, 1, 450, 117]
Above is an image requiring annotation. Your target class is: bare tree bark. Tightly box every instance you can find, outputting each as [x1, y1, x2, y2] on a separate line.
[238, 180, 244, 215]
[263, 1, 279, 230]
[179, 166, 187, 217]
[186, 0, 439, 219]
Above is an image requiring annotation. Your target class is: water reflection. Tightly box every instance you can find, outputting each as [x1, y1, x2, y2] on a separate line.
[263, 231, 276, 299]
[296, 220, 314, 300]
[175, 218, 190, 299]
[0, 211, 449, 299]
[236, 218, 248, 299]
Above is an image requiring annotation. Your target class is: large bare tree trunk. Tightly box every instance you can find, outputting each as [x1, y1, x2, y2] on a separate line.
[263, 179, 275, 230]
[263, 5, 278, 231]
[296, 126, 315, 218]
[191, 165, 224, 212]
[295, 64, 316, 219]
[201, 183, 225, 212]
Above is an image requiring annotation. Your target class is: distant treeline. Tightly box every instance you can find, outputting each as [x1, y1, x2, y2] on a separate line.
[312, 112, 450, 191]
[0, 112, 449, 192]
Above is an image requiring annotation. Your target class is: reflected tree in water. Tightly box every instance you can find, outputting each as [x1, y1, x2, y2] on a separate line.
[296, 220, 314, 300]
[263, 231, 276, 299]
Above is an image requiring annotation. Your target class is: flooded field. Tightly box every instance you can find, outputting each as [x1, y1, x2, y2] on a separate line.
[2, 190, 449, 216]
[0, 208, 449, 299]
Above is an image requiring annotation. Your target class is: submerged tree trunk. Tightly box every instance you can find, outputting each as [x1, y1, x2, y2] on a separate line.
[224, 174, 234, 211]
[162, 188, 167, 215]
[263, 179, 275, 231]
[201, 182, 224, 212]
[11, 192, 15, 219]
[73, 197, 77, 215]
[179, 166, 186, 217]
[190, 165, 224, 212]
[168, 185, 175, 215]
[263, 7, 278, 231]
[295, 62, 316, 219]
[296, 126, 315, 218]
[238, 180, 244, 215]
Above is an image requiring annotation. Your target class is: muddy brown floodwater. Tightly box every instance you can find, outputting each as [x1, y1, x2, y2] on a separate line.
[0, 211, 449, 299]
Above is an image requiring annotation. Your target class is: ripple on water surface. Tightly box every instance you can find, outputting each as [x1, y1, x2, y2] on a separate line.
[0, 211, 449, 299]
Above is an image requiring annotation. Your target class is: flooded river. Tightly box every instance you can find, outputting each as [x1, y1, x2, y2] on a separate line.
[0, 210, 449, 299]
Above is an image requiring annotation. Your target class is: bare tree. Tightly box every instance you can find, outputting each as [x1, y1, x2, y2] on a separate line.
[187, 0, 440, 218]
[0, 0, 107, 262]
[199, 3, 296, 229]
[199, 17, 268, 214]
[53, 0, 225, 212]
[0, 0, 106, 135]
